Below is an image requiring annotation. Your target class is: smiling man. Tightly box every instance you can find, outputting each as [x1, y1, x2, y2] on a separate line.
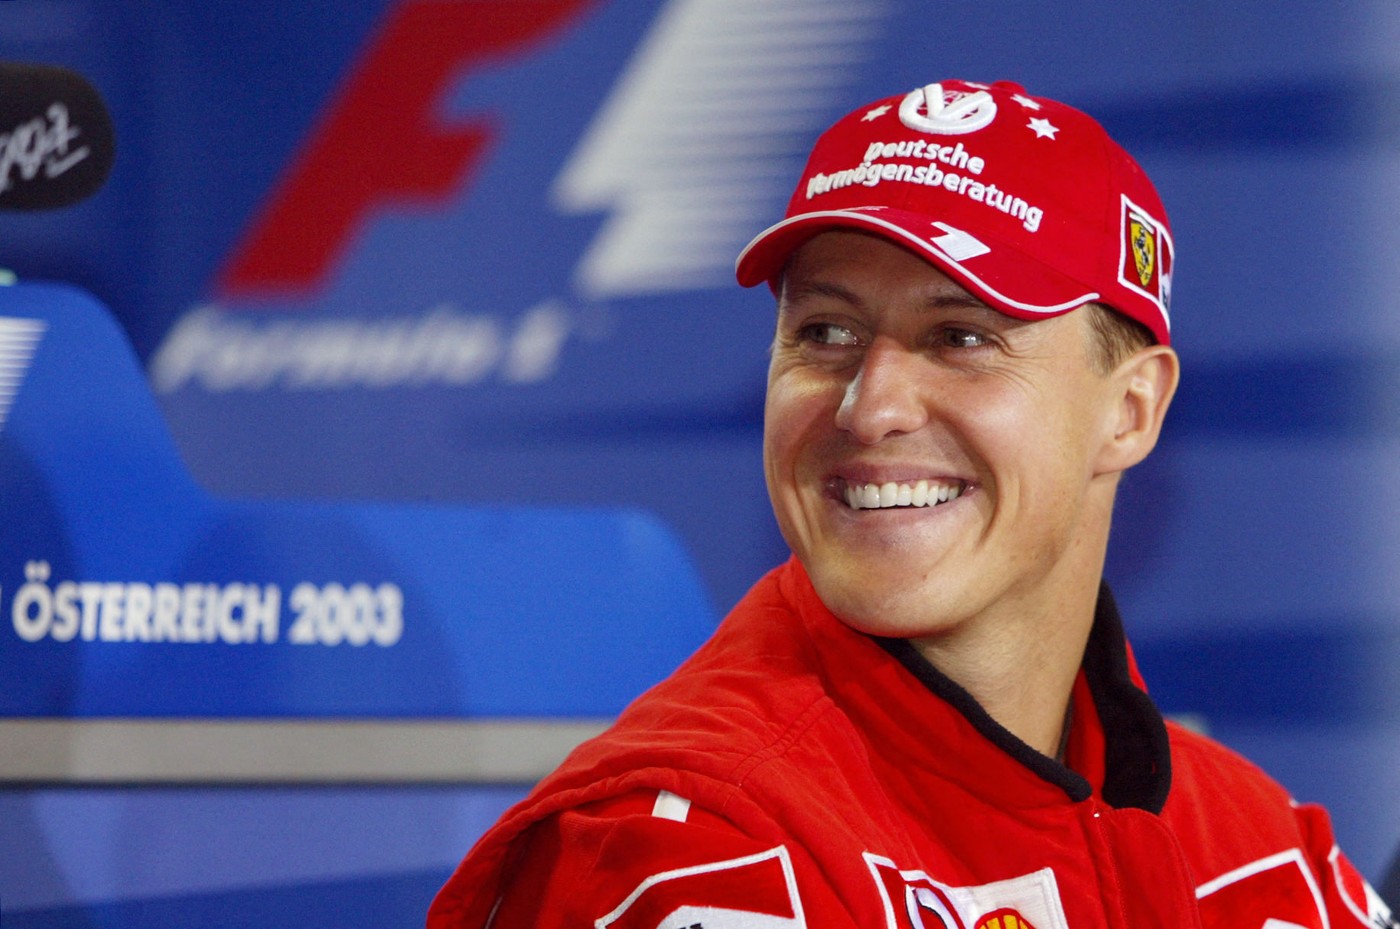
[430, 80, 1394, 928]
[758, 229, 1173, 766]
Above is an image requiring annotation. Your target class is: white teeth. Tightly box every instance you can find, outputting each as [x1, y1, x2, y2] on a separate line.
[879, 482, 898, 507]
[843, 479, 964, 510]
[861, 483, 880, 508]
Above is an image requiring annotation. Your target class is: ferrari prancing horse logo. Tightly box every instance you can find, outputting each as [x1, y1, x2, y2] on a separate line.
[1118, 194, 1173, 319]
[1129, 217, 1155, 287]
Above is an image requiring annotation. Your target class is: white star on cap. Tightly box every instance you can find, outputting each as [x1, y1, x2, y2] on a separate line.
[1028, 117, 1058, 139]
[862, 104, 891, 121]
[1012, 93, 1041, 110]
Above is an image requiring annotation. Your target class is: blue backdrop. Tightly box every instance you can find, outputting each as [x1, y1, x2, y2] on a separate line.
[2, 0, 1398, 924]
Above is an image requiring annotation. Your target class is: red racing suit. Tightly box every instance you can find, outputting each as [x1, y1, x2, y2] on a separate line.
[429, 558, 1394, 929]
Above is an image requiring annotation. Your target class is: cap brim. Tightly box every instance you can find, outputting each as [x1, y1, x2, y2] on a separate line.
[735, 209, 1101, 321]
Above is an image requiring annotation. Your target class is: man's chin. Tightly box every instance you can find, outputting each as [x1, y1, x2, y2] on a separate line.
[806, 565, 964, 640]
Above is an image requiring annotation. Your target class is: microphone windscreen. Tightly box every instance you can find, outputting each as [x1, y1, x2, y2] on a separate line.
[1, 62, 116, 210]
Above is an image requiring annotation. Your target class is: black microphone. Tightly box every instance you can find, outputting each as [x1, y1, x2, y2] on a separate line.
[0, 61, 116, 210]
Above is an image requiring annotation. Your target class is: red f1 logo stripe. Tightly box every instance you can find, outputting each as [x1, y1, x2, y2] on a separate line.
[216, 0, 596, 299]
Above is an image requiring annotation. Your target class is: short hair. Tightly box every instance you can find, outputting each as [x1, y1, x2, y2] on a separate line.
[1085, 303, 1154, 374]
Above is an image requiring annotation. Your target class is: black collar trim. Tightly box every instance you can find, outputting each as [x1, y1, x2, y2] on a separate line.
[875, 582, 1172, 813]
[1084, 582, 1173, 813]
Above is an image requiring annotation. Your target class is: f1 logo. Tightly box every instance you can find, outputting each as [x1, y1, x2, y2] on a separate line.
[216, 0, 597, 299]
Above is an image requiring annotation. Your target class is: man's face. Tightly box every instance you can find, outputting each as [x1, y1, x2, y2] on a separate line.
[763, 231, 1126, 638]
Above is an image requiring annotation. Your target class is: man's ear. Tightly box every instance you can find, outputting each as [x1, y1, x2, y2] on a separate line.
[1095, 345, 1180, 475]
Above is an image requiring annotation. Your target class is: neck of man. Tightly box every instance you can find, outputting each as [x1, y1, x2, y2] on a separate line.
[906, 518, 1111, 761]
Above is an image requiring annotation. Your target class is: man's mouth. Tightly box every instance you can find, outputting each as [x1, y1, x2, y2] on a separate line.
[840, 479, 966, 510]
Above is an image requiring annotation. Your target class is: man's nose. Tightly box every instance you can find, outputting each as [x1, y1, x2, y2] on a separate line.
[833, 338, 930, 444]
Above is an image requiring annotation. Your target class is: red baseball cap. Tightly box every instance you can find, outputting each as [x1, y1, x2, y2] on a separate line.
[735, 80, 1174, 345]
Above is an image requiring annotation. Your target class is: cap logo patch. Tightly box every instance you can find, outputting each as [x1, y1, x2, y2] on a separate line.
[899, 83, 997, 136]
[1129, 217, 1155, 287]
[1118, 195, 1173, 319]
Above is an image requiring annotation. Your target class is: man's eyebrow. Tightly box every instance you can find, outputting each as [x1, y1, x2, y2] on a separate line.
[923, 292, 996, 313]
[780, 278, 860, 307]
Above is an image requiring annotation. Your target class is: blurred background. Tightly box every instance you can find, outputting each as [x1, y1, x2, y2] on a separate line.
[2, 0, 1398, 924]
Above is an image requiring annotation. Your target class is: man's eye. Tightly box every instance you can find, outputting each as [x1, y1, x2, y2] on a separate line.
[798, 323, 859, 346]
[939, 328, 989, 349]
